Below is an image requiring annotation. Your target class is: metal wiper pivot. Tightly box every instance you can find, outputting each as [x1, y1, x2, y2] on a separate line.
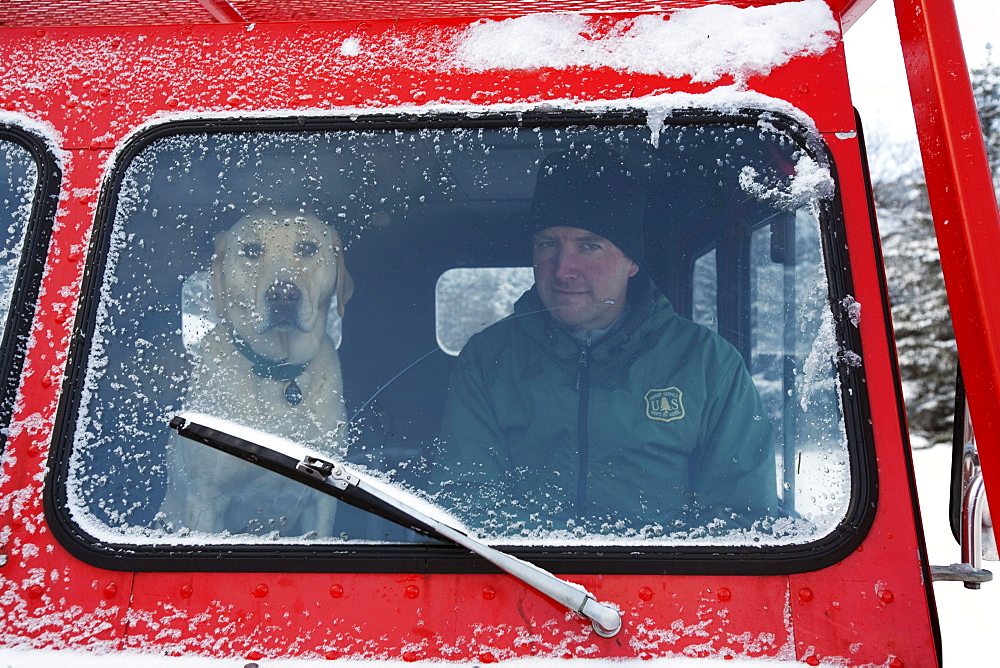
[168, 412, 623, 638]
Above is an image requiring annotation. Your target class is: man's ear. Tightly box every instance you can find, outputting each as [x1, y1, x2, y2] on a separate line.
[211, 232, 229, 320]
[627, 260, 639, 279]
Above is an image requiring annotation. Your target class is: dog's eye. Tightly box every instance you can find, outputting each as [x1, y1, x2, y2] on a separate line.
[295, 241, 319, 258]
[240, 243, 265, 259]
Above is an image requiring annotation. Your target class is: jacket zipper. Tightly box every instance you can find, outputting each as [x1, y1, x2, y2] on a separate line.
[575, 334, 592, 519]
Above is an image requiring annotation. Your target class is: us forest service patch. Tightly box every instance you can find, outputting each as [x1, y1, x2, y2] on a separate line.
[645, 387, 685, 423]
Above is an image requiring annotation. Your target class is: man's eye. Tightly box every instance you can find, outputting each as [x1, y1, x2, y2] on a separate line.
[583, 243, 602, 251]
[240, 242, 264, 259]
[295, 241, 319, 258]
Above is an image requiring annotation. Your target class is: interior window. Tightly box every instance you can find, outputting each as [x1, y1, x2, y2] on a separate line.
[436, 267, 534, 356]
[54, 113, 863, 559]
[691, 248, 718, 333]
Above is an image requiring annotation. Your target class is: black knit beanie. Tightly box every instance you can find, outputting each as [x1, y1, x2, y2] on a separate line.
[530, 145, 646, 265]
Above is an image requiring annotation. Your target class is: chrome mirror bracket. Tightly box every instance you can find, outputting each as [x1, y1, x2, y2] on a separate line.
[930, 563, 992, 587]
[932, 471, 994, 588]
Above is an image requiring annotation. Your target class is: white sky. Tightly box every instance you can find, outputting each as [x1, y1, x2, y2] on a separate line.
[845, 0, 999, 141]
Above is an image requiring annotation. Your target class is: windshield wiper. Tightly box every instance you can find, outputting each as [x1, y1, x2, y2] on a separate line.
[168, 411, 623, 638]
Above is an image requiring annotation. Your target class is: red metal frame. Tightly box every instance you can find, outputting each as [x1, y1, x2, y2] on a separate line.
[197, 0, 245, 23]
[894, 0, 1000, 523]
[0, 1, 980, 664]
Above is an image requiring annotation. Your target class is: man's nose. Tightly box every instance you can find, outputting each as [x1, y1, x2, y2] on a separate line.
[553, 248, 580, 280]
[266, 280, 302, 308]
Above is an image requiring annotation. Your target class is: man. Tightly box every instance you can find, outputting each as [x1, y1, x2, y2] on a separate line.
[435, 146, 778, 538]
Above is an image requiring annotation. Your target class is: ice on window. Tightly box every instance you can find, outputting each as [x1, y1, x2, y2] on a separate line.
[59, 108, 857, 554]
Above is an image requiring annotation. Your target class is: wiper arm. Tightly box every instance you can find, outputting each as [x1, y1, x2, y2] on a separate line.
[168, 412, 622, 638]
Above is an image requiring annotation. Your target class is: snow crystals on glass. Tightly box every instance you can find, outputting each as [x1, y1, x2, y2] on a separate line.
[62, 110, 855, 552]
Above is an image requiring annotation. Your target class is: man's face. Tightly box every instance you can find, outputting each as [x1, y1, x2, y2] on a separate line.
[533, 226, 639, 331]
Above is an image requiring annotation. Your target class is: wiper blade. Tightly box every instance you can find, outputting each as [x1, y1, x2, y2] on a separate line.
[168, 412, 622, 638]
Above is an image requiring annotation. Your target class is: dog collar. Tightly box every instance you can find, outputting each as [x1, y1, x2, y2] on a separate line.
[229, 329, 310, 406]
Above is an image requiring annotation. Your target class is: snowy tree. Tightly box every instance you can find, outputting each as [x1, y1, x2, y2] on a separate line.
[880, 207, 956, 448]
[872, 47, 1000, 448]
[873, 134, 955, 448]
[971, 45, 1000, 193]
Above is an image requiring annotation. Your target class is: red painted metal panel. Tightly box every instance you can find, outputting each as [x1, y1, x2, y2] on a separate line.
[0, 142, 130, 651]
[0, 0, 873, 26]
[125, 572, 795, 660]
[0, 19, 857, 146]
[0, 8, 940, 665]
[893, 0, 1000, 530]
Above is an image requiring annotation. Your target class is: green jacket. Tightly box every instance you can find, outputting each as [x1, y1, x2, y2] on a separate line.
[435, 277, 778, 538]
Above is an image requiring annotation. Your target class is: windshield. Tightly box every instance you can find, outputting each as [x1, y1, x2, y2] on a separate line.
[58, 111, 859, 555]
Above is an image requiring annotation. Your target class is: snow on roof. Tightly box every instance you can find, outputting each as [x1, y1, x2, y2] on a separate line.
[453, 0, 839, 83]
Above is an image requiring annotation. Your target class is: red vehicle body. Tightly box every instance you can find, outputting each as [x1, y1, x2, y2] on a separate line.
[0, 0, 996, 666]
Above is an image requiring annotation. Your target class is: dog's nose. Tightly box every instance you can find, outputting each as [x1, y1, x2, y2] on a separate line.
[266, 281, 301, 308]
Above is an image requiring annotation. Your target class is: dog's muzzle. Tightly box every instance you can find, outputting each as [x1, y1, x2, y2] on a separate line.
[264, 280, 307, 331]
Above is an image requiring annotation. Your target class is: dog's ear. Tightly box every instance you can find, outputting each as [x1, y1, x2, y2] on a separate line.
[334, 243, 354, 318]
[211, 231, 229, 320]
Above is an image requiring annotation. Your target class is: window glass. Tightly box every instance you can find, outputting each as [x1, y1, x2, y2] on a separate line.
[436, 267, 534, 355]
[61, 115, 859, 554]
[691, 249, 717, 333]
[748, 209, 849, 520]
[0, 139, 38, 342]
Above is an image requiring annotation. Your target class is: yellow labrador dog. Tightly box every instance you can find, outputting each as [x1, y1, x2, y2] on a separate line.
[160, 207, 353, 536]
